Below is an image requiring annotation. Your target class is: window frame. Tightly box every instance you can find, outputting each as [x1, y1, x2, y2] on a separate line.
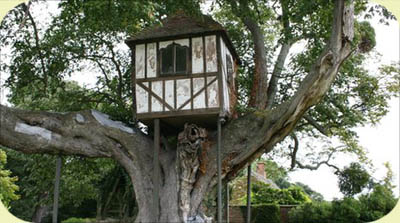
[159, 42, 189, 77]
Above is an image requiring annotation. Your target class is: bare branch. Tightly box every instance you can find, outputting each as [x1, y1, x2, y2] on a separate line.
[290, 133, 299, 170]
[22, 3, 48, 90]
[295, 151, 341, 174]
[17, 1, 32, 31]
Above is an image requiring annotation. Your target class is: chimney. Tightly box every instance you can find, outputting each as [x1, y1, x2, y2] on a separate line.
[256, 162, 266, 178]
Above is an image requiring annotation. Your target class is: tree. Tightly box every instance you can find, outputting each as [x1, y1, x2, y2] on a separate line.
[0, 0, 397, 222]
[337, 162, 370, 197]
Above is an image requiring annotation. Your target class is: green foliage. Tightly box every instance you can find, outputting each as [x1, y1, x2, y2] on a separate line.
[379, 63, 400, 95]
[294, 182, 324, 202]
[288, 201, 332, 223]
[239, 204, 281, 223]
[354, 21, 376, 53]
[252, 185, 311, 205]
[0, 149, 20, 208]
[331, 198, 362, 223]
[289, 184, 398, 223]
[358, 185, 398, 221]
[61, 217, 94, 223]
[260, 160, 288, 183]
[337, 162, 370, 197]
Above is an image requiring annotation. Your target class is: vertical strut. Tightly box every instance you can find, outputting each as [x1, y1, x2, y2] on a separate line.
[226, 182, 230, 223]
[217, 118, 222, 223]
[246, 165, 251, 223]
[52, 156, 62, 223]
[153, 119, 160, 222]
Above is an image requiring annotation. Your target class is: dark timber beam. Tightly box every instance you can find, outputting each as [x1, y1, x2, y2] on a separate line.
[153, 119, 160, 222]
[52, 156, 62, 223]
[217, 117, 222, 222]
[246, 165, 251, 223]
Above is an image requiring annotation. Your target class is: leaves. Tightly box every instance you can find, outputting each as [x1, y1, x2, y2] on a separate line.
[337, 162, 370, 197]
[0, 149, 20, 208]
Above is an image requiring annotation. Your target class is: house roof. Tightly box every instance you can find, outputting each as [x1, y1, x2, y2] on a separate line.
[125, 13, 240, 64]
[126, 13, 225, 42]
[252, 171, 280, 189]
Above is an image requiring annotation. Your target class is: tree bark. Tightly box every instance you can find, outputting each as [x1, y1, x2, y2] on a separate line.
[0, 1, 354, 222]
[31, 192, 50, 223]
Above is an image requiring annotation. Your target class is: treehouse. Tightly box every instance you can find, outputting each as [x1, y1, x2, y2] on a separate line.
[125, 13, 240, 130]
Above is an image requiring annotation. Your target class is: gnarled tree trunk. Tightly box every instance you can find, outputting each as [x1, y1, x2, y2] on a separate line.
[0, 1, 354, 222]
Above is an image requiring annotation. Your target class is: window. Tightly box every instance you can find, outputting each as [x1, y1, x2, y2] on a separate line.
[226, 54, 233, 84]
[160, 43, 188, 76]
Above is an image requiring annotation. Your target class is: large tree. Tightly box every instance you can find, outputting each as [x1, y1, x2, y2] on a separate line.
[0, 0, 397, 222]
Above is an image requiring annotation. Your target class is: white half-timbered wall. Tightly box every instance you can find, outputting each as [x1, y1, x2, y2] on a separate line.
[220, 38, 236, 114]
[135, 35, 224, 114]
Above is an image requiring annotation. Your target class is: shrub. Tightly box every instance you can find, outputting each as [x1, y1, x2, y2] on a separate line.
[61, 217, 94, 223]
[240, 204, 281, 223]
[288, 185, 398, 223]
[289, 201, 332, 223]
[252, 186, 311, 205]
[359, 185, 398, 222]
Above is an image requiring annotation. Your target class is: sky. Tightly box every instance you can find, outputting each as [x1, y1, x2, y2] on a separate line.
[0, 0, 399, 202]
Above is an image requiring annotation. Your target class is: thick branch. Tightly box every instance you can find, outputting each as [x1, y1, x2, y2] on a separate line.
[242, 16, 269, 109]
[0, 105, 151, 159]
[266, 42, 292, 109]
[216, 0, 354, 179]
[229, 0, 269, 109]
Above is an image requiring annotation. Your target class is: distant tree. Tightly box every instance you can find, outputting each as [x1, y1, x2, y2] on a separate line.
[294, 182, 324, 202]
[289, 163, 398, 223]
[337, 162, 370, 197]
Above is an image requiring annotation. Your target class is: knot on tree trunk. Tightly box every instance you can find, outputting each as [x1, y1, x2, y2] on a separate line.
[177, 124, 207, 222]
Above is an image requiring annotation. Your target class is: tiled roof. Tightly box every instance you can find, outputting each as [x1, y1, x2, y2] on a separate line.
[126, 13, 225, 42]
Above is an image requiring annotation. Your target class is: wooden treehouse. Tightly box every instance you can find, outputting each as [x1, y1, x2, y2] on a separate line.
[125, 13, 240, 131]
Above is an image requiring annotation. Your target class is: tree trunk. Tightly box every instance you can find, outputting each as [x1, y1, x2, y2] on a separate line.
[130, 124, 213, 222]
[31, 191, 50, 223]
[31, 205, 49, 223]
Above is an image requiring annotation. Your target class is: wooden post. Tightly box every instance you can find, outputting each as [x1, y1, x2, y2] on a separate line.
[217, 118, 222, 223]
[52, 156, 62, 223]
[153, 119, 160, 222]
[246, 165, 251, 223]
[226, 182, 230, 223]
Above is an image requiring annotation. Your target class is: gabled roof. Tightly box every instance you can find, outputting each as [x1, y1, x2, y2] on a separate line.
[126, 13, 225, 42]
[125, 13, 240, 64]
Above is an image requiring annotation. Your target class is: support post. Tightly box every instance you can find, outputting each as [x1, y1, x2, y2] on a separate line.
[153, 119, 160, 222]
[246, 165, 251, 223]
[226, 182, 230, 223]
[217, 118, 222, 223]
[52, 156, 62, 223]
